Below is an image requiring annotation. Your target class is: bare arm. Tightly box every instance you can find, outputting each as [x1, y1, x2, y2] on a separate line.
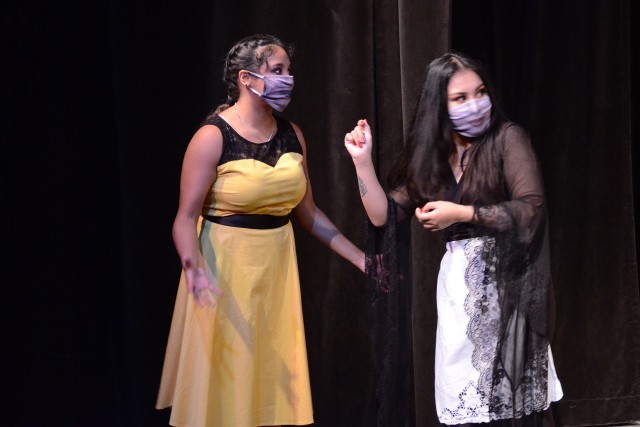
[292, 123, 365, 272]
[344, 119, 389, 226]
[172, 125, 223, 304]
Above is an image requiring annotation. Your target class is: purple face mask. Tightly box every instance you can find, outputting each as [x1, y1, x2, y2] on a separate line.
[448, 96, 492, 138]
[246, 71, 294, 112]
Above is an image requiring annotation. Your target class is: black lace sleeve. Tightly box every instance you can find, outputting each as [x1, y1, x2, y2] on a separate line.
[364, 197, 414, 426]
[475, 124, 546, 260]
[365, 197, 398, 291]
[476, 124, 553, 420]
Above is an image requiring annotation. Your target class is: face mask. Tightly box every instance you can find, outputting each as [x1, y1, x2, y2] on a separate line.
[246, 71, 294, 112]
[448, 96, 492, 138]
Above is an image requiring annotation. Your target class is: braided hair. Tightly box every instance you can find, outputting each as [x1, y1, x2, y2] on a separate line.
[212, 34, 294, 115]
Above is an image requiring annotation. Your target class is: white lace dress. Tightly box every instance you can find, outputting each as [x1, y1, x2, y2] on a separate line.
[435, 237, 563, 425]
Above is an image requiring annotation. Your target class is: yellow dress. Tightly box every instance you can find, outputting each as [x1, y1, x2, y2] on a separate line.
[157, 115, 313, 427]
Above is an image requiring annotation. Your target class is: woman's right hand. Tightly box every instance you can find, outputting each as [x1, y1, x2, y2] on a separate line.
[344, 119, 373, 164]
[343, 118, 389, 226]
[184, 262, 222, 308]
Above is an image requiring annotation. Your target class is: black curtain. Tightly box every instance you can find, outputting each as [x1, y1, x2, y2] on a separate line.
[6, 0, 639, 426]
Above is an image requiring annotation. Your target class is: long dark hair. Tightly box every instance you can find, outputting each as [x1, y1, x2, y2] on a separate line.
[212, 34, 294, 115]
[388, 52, 507, 205]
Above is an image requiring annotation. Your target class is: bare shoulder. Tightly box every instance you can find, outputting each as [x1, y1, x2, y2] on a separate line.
[183, 124, 224, 168]
[192, 124, 223, 144]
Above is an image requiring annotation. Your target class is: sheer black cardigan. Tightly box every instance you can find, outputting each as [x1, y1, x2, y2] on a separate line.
[366, 123, 553, 425]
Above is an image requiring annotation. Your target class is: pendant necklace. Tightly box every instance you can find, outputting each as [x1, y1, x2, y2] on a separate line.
[234, 104, 275, 143]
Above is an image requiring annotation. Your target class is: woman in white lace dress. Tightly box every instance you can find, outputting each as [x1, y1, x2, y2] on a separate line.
[344, 53, 563, 426]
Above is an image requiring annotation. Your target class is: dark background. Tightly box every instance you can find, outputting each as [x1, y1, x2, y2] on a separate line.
[5, 0, 639, 426]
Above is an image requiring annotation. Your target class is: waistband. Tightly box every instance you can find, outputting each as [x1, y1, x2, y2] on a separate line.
[443, 223, 490, 243]
[203, 214, 291, 229]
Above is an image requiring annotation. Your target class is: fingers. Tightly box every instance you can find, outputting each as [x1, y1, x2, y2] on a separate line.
[193, 288, 204, 307]
[344, 133, 354, 144]
[358, 119, 370, 132]
[189, 271, 222, 308]
[357, 120, 371, 142]
[415, 208, 429, 226]
[348, 130, 364, 148]
[193, 286, 220, 308]
[201, 288, 215, 307]
[420, 201, 438, 212]
[345, 131, 364, 146]
[345, 119, 370, 145]
[415, 207, 439, 230]
[351, 126, 365, 143]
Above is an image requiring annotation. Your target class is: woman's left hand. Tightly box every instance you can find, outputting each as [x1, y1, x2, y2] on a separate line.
[184, 263, 223, 308]
[415, 201, 472, 231]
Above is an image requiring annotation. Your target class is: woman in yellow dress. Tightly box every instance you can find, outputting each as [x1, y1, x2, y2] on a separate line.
[156, 34, 364, 427]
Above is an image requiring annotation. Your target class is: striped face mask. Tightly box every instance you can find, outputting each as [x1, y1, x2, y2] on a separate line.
[246, 71, 294, 112]
[448, 96, 492, 138]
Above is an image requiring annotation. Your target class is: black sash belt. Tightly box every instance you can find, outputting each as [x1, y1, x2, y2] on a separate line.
[203, 214, 290, 229]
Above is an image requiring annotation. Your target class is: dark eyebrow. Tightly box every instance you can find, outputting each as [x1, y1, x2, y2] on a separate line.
[266, 60, 288, 68]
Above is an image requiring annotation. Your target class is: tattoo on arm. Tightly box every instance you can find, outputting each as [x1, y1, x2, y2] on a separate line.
[357, 176, 367, 197]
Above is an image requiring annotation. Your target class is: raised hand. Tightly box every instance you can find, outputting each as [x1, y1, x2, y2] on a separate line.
[344, 119, 373, 163]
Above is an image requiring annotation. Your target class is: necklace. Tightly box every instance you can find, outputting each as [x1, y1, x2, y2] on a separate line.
[234, 104, 275, 143]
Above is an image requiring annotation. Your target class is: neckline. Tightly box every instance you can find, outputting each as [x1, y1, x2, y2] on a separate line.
[216, 114, 279, 146]
[450, 145, 471, 184]
[449, 165, 463, 186]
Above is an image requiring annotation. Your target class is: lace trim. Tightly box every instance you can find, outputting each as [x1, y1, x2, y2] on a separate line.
[365, 197, 413, 426]
[439, 380, 490, 423]
[462, 235, 550, 421]
[203, 115, 303, 167]
[477, 204, 513, 232]
[463, 237, 500, 406]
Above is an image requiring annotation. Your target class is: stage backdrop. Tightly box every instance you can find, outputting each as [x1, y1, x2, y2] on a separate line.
[5, 0, 639, 426]
[452, 1, 640, 425]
